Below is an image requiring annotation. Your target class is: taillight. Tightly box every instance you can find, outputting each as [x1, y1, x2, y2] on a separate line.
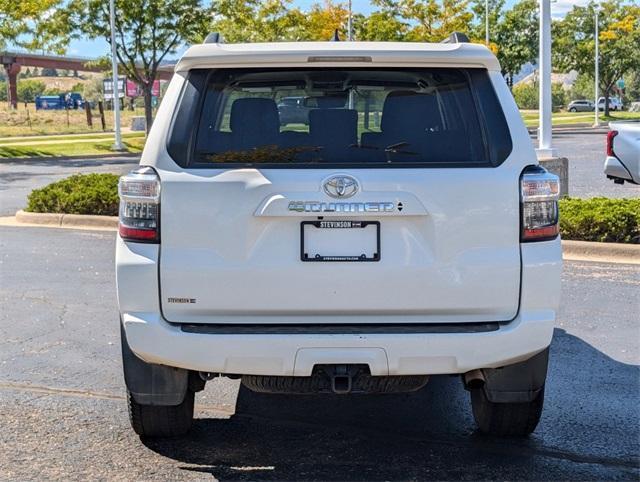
[606, 130, 618, 157]
[118, 167, 160, 243]
[520, 166, 560, 242]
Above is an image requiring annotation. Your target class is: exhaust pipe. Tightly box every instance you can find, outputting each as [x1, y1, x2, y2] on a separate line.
[463, 369, 486, 390]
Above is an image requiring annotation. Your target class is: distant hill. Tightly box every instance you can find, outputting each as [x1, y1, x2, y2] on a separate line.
[514, 70, 578, 90]
[20, 75, 98, 91]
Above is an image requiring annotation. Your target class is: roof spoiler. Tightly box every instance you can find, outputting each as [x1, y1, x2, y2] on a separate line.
[203, 32, 224, 44]
[441, 32, 470, 44]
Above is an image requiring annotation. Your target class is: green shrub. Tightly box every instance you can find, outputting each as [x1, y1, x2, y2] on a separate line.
[17, 79, 46, 103]
[513, 82, 566, 112]
[559, 197, 640, 244]
[26, 174, 120, 216]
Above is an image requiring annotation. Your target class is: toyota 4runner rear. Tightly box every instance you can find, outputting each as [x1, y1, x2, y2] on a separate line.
[116, 36, 562, 438]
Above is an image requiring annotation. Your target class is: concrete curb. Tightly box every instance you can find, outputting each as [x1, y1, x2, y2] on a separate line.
[5, 212, 640, 264]
[562, 240, 640, 264]
[527, 126, 609, 135]
[0, 153, 139, 163]
[15, 210, 118, 229]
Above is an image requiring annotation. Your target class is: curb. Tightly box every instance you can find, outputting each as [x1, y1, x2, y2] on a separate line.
[562, 240, 640, 264]
[5, 212, 640, 264]
[0, 153, 140, 163]
[527, 127, 609, 135]
[15, 210, 118, 229]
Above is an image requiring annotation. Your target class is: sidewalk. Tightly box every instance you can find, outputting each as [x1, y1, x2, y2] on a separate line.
[0, 128, 136, 143]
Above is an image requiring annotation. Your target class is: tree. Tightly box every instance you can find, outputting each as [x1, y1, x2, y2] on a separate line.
[65, 0, 212, 132]
[469, 0, 505, 44]
[70, 82, 85, 93]
[371, 0, 474, 43]
[513, 81, 567, 111]
[554, 1, 640, 116]
[300, 1, 349, 40]
[210, 0, 305, 42]
[17, 79, 46, 103]
[354, 11, 408, 41]
[82, 77, 103, 103]
[569, 73, 595, 101]
[0, 0, 68, 52]
[493, 0, 538, 88]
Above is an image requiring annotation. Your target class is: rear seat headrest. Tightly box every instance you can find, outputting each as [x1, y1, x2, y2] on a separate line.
[381, 90, 440, 133]
[230, 98, 280, 136]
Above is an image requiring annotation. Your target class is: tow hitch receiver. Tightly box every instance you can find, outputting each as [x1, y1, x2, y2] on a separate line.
[330, 364, 357, 394]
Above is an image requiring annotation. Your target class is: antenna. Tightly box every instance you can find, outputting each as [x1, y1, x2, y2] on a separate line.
[441, 32, 470, 44]
[203, 32, 224, 44]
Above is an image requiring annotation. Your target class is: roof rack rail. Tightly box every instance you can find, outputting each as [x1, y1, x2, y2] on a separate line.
[442, 32, 470, 44]
[203, 32, 224, 44]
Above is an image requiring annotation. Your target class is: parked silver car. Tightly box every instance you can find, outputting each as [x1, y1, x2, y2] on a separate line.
[567, 100, 594, 112]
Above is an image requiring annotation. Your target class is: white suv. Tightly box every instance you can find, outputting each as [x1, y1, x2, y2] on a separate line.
[116, 35, 562, 438]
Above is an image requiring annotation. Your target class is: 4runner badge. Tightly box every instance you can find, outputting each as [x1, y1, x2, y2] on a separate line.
[288, 201, 395, 213]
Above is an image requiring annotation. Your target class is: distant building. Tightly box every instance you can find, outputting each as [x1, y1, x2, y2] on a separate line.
[514, 69, 579, 90]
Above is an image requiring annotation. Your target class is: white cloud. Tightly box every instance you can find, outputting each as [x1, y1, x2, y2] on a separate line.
[551, 0, 591, 19]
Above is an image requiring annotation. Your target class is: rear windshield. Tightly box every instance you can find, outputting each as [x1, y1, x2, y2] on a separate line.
[168, 68, 512, 168]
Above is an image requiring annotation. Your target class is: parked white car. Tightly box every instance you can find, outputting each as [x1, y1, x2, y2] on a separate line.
[116, 34, 562, 438]
[604, 121, 640, 184]
[598, 96, 623, 111]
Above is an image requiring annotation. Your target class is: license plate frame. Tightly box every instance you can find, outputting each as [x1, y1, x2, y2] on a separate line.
[300, 220, 381, 262]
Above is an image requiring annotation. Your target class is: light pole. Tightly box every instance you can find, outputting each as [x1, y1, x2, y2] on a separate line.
[347, 0, 353, 41]
[536, 0, 556, 158]
[485, 0, 490, 45]
[109, 0, 124, 151]
[593, 4, 600, 127]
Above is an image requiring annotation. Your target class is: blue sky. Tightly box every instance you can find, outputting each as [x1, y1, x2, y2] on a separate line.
[65, 0, 588, 59]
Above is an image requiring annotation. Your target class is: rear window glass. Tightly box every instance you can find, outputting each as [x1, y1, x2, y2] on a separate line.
[169, 68, 512, 168]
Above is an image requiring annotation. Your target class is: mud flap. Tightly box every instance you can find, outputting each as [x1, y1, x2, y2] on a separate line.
[120, 322, 188, 406]
[481, 347, 549, 403]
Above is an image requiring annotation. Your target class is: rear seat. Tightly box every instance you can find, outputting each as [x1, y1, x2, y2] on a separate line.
[309, 109, 358, 162]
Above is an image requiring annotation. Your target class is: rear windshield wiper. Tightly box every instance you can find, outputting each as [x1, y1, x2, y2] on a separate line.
[384, 142, 419, 156]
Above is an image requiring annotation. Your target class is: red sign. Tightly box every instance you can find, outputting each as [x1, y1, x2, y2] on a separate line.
[126, 79, 140, 97]
[125, 79, 161, 98]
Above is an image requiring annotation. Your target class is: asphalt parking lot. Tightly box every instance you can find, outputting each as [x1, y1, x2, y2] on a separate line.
[0, 131, 638, 480]
[0, 226, 638, 480]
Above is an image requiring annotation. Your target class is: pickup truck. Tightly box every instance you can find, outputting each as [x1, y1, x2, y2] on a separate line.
[604, 121, 640, 185]
[116, 34, 562, 439]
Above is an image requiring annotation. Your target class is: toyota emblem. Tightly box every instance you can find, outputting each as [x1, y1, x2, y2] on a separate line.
[323, 175, 359, 199]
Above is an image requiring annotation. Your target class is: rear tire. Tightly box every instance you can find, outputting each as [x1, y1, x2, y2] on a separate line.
[127, 389, 194, 438]
[470, 385, 544, 436]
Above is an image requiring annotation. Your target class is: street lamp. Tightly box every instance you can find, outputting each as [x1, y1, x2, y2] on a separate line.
[593, 3, 600, 127]
[347, 0, 353, 41]
[536, 0, 557, 158]
[485, 0, 490, 45]
[109, 0, 124, 151]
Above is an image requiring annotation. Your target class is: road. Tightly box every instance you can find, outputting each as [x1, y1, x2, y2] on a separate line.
[0, 226, 638, 480]
[0, 132, 638, 219]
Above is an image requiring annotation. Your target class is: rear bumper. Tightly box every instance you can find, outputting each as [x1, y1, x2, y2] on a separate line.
[122, 309, 555, 376]
[117, 232, 562, 376]
[604, 156, 635, 183]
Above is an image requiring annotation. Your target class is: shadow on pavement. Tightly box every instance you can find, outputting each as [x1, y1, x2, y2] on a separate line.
[144, 329, 639, 481]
